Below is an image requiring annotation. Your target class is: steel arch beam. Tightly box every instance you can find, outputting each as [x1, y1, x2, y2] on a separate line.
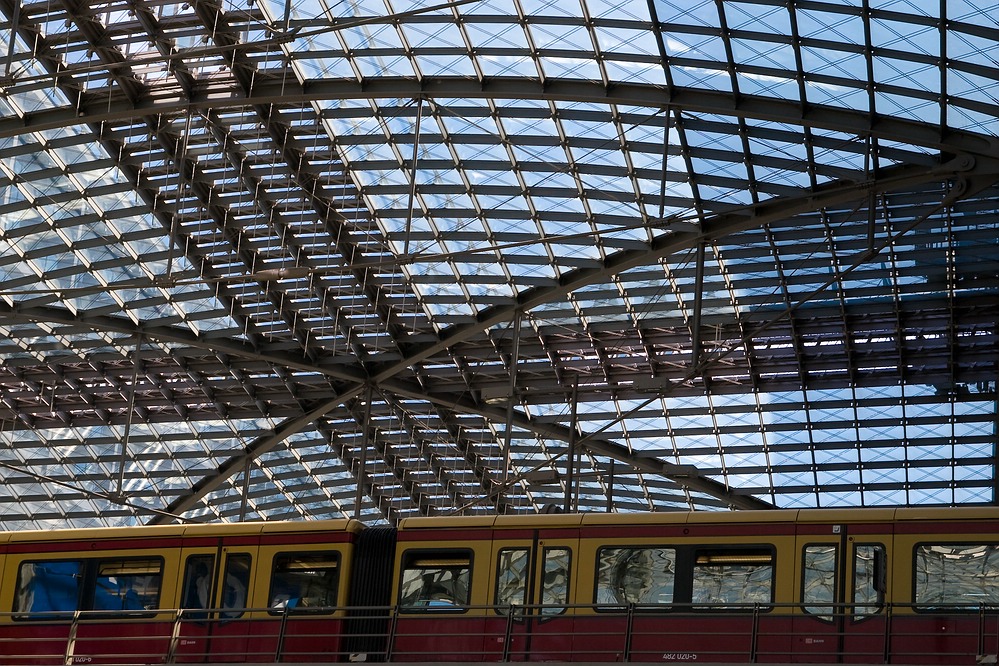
[1, 73, 994, 517]
[370, 155, 983, 384]
[0, 77, 997, 159]
[0, 300, 772, 512]
[1, 152, 985, 515]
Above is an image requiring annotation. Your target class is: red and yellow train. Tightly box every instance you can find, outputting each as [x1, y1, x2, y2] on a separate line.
[1, 506, 998, 664]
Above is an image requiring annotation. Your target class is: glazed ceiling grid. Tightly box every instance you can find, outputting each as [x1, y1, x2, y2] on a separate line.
[0, 0, 993, 528]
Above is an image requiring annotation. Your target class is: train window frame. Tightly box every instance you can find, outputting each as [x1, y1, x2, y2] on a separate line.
[220, 553, 252, 620]
[180, 554, 214, 621]
[13, 558, 84, 619]
[593, 545, 677, 612]
[267, 551, 340, 615]
[913, 542, 999, 612]
[181, 555, 214, 610]
[398, 548, 472, 614]
[690, 546, 775, 612]
[91, 557, 164, 614]
[13, 556, 165, 620]
[539, 546, 572, 617]
[852, 543, 885, 621]
[801, 543, 837, 623]
[494, 547, 530, 615]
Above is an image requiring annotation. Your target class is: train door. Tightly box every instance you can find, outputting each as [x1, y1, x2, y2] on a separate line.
[793, 524, 889, 663]
[841, 539, 888, 663]
[173, 545, 256, 663]
[490, 531, 577, 662]
[794, 525, 845, 663]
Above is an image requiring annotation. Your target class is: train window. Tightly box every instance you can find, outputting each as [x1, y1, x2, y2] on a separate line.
[14, 557, 162, 618]
[398, 550, 471, 612]
[595, 546, 675, 608]
[853, 545, 885, 617]
[691, 549, 774, 609]
[495, 547, 529, 612]
[268, 551, 339, 613]
[915, 544, 999, 609]
[92, 558, 163, 612]
[181, 555, 214, 612]
[802, 545, 836, 620]
[221, 554, 252, 619]
[14, 560, 83, 617]
[540, 547, 571, 616]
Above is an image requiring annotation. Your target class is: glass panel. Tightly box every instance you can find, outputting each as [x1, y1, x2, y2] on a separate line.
[14, 560, 83, 616]
[93, 558, 163, 611]
[853, 545, 884, 616]
[802, 545, 836, 620]
[692, 550, 774, 608]
[399, 551, 471, 610]
[180, 555, 214, 611]
[268, 551, 339, 612]
[540, 547, 571, 616]
[221, 554, 252, 618]
[495, 547, 529, 612]
[596, 546, 675, 606]
[915, 544, 999, 608]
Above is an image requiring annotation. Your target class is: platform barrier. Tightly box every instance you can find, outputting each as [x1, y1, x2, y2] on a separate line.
[0, 602, 996, 665]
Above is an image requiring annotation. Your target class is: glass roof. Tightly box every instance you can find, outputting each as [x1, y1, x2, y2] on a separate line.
[0, 0, 995, 528]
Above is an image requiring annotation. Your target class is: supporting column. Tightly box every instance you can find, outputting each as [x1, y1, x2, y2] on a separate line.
[355, 384, 373, 520]
[499, 312, 521, 512]
[564, 379, 579, 513]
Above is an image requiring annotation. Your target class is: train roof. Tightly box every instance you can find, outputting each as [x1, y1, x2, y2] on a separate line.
[0, 517, 364, 545]
[1, 506, 995, 545]
[398, 506, 999, 531]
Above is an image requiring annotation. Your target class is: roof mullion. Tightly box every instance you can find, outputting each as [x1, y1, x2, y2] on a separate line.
[938, 0, 948, 135]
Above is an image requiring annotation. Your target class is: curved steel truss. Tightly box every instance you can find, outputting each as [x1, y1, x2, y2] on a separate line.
[0, 0, 996, 528]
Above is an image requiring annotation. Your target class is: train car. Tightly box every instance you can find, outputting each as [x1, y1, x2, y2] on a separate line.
[385, 507, 999, 664]
[387, 510, 793, 662]
[0, 519, 362, 665]
[1, 507, 999, 664]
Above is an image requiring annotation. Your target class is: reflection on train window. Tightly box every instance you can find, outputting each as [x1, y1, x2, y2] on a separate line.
[915, 544, 999, 609]
[399, 550, 471, 612]
[692, 549, 774, 609]
[221, 554, 252, 619]
[495, 548, 529, 613]
[853, 544, 885, 617]
[802, 545, 836, 620]
[596, 546, 675, 608]
[268, 551, 339, 613]
[14, 560, 82, 616]
[14, 557, 163, 618]
[93, 559, 163, 611]
[181, 555, 214, 612]
[540, 547, 571, 616]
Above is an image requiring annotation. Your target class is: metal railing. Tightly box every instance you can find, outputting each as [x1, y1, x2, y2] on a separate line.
[0, 602, 997, 665]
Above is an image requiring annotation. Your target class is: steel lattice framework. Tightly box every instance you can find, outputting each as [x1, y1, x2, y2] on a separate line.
[0, 0, 995, 528]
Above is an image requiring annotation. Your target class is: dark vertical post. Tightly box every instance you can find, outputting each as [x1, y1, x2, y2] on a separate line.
[115, 334, 144, 499]
[690, 241, 706, 372]
[403, 98, 424, 256]
[237, 456, 251, 522]
[564, 379, 578, 513]
[355, 384, 373, 519]
[606, 459, 615, 513]
[500, 312, 521, 512]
